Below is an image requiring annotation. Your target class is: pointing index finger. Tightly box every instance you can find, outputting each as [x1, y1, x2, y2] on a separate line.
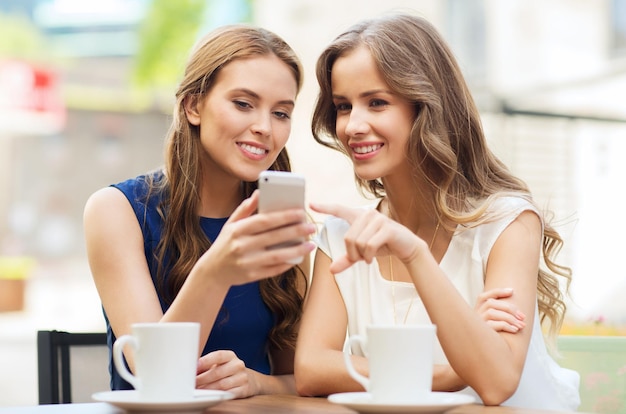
[309, 202, 358, 223]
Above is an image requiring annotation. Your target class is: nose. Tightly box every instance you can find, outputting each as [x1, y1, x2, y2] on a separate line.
[343, 108, 370, 137]
[251, 112, 272, 137]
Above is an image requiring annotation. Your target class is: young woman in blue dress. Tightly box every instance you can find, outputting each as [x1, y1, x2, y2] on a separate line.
[84, 24, 316, 398]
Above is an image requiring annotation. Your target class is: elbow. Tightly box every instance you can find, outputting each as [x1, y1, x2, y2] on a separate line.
[294, 358, 323, 397]
[481, 391, 515, 407]
[295, 380, 316, 397]
[294, 369, 316, 397]
[475, 376, 519, 406]
[461, 355, 523, 406]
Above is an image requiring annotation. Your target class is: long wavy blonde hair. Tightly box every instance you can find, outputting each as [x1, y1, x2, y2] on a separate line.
[149, 24, 306, 352]
[312, 13, 571, 340]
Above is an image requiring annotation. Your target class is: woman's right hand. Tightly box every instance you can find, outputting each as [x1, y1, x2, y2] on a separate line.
[309, 202, 424, 274]
[198, 190, 316, 287]
[196, 350, 260, 398]
[475, 288, 526, 333]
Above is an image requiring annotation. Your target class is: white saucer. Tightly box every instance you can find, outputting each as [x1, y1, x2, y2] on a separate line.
[328, 392, 475, 414]
[92, 389, 234, 412]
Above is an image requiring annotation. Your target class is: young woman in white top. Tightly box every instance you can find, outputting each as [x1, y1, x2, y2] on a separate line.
[294, 13, 579, 411]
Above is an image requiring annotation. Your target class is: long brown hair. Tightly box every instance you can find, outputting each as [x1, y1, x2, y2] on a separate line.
[312, 13, 571, 340]
[151, 24, 305, 352]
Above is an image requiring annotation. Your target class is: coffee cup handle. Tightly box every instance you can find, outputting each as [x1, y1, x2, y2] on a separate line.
[343, 335, 370, 392]
[112, 335, 141, 390]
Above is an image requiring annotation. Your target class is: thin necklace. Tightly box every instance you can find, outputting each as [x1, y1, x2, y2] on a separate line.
[390, 220, 441, 325]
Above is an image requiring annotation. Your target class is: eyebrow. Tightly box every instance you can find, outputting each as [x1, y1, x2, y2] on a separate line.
[233, 88, 295, 107]
[332, 89, 394, 100]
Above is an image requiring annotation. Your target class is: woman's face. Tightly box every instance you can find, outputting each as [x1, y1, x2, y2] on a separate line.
[186, 54, 298, 183]
[331, 46, 415, 182]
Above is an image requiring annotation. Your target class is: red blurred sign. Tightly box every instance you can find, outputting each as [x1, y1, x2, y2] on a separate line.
[0, 60, 66, 134]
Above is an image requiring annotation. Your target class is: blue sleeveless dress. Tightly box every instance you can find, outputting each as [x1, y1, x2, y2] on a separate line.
[107, 171, 273, 390]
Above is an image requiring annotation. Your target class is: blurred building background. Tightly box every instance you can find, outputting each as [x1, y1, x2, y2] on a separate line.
[0, 0, 625, 407]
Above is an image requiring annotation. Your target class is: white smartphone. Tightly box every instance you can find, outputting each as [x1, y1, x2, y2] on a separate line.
[257, 170, 306, 264]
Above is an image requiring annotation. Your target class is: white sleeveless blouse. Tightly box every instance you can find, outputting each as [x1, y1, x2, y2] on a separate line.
[315, 196, 580, 411]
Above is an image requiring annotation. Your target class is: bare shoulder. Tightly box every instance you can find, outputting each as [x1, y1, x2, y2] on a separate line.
[505, 209, 542, 240]
[83, 185, 144, 273]
[84, 186, 127, 212]
[83, 186, 138, 235]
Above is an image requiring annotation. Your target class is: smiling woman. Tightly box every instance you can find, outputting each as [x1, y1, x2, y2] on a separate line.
[83, 24, 315, 400]
[295, 13, 579, 412]
[183, 54, 297, 183]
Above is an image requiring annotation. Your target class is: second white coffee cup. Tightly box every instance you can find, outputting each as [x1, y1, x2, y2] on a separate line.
[344, 324, 436, 403]
[112, 322, 200, 401]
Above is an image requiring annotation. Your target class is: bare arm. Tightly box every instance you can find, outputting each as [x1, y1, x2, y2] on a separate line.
[404, 211, 540, 404]
[84, 187, 213, 371]
[195, 252, 311, 397]
[84, 187, 315, 374]
[255, 252, 312, 395]
[293, 255, 527, 395]
[310, 203, 540, 405]
[295, 250, 368, 396]
[433, 287, 527, 391]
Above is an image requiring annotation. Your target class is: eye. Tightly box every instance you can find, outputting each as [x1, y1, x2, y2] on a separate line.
[334, 102, 351, 112]
[370, 99, 388, 108]
[273, 110, 291, 120]
[234, 100, 252, 110]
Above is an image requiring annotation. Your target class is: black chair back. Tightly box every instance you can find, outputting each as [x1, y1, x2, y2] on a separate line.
[37, 330, 108, 404]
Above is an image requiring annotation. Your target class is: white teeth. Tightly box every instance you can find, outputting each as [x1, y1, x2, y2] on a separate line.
[353, 144, 382, 154]
[239, 143, 266, 155]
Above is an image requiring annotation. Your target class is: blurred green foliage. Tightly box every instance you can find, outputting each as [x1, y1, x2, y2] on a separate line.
[132, 0, 208, 89]
[0, 12, 49, 61]
[133, 0, 253, 90]
[0, 0, 253, 107]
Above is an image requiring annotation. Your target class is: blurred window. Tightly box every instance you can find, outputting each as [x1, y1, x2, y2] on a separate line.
[31, 0, 147, 57]
[446, 0, 487, 84]
[612, 0, 626, 57]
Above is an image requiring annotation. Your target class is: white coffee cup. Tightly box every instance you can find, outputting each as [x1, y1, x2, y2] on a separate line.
[343, 324, 436, 403]
[113, 322, 200, 401]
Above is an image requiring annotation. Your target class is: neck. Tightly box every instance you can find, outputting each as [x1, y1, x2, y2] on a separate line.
[198, 174, 244, 219]
[383, 187, 435, 233]
[382, 183, 442, 253]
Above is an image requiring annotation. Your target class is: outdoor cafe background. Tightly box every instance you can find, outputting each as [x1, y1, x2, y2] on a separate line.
[1, 0, 625, 407]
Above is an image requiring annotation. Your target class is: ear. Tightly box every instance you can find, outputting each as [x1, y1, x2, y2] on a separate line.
[183, 95, 201, 126]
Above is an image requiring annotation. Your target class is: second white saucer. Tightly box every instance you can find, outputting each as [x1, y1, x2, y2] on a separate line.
[328, 391, 475, 414]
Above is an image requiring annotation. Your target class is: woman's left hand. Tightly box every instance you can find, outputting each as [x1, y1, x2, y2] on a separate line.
[475, 288, 526, 333]
[196, 350, 259, 398]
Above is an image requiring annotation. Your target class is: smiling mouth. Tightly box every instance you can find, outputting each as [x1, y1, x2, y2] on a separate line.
[352, 144, 383, 154]
[238, 143, 268, 155]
